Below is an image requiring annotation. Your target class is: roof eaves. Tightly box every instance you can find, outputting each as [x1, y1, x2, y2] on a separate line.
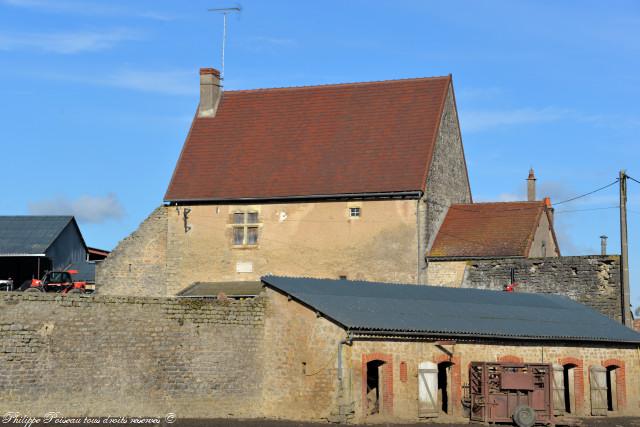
[165, 190, 423, 204]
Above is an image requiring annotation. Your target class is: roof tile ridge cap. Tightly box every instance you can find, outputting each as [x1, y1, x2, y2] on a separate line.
[225, 75, 451, 93]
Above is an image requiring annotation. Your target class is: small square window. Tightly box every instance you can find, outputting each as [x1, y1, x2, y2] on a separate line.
[233, 227, 244, 245]
[233, 212, 245, 224]
[247, 212, 259, 224]
[349, 207, 361, 218]
[247, 227, 259, 245]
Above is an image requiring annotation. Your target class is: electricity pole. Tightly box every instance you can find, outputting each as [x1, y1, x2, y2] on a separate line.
[619, 170, 631, 327]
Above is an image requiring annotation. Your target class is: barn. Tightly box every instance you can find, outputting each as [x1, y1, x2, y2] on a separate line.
[259, 276, 640, 423]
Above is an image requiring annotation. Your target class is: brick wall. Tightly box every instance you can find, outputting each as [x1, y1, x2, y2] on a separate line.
[0, 293, 265, 418]
[428, 256, 625, 322]
[96, 207, 168, 296]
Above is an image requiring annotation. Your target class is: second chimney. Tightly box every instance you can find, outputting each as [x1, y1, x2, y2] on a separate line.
[600, 235, 608, 255]
[198, 68, 222, 118]
[527, 168, 536, 201]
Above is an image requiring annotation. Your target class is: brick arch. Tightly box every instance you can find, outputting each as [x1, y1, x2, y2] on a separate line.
[433, 354, 461, 416]
[602, 359, 626, 410]
[362, 353, 393, 415]
[558, 357, 585, 413]
[497, 355, 524, 363]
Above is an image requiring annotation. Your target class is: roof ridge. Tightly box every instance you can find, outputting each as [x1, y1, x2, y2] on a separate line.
[451, 201, 544, 206]
[225, 75, 451, 94]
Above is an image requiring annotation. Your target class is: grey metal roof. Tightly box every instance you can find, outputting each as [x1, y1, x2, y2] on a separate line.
[177, 281, 263, 297]
[0, 216, 73, 256]
[261, 276, 640, 344]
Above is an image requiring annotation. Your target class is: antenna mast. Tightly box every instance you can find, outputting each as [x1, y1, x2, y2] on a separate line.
[207, 6, 241, 80]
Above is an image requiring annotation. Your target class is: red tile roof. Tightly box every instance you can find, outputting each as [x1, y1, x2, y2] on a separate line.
[165, 76, 452, 202]
[428, 201, 553, 258]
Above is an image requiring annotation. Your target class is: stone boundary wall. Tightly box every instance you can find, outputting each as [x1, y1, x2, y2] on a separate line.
[459, 255, 624, 322]
[0, 293, 265, 418]
[96, 207, 168, 296]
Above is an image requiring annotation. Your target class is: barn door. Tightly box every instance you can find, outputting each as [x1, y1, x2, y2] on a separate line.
[590, 366, 608, 416]
[418, 362, 438, 418]
[552, 364, 566, 415]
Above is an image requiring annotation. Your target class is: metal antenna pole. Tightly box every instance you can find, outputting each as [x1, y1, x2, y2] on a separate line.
[208, 6, 241, 80]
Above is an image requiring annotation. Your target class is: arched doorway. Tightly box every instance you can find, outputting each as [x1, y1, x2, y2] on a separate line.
[561, 364, 577, 414]
[365, 360, 386, 415]
[606, 366, 619, 412]
[438, 361, 453, 415]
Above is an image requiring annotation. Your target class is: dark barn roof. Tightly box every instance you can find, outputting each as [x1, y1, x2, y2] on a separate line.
[165, 76, 453, 202]
[0, 216, 76, 256]
[261, 276, 640, 344]
[429, 201, 558, 258]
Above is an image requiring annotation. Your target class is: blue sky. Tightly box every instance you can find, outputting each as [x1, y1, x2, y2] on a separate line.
[1, 0, 639, 310]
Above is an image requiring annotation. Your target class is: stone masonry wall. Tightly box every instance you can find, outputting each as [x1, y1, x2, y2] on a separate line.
[456, 256, 624, 322]
[421, 84, 472, 281]
[0, 293, 265, 418]
[96, 207, 167, 296]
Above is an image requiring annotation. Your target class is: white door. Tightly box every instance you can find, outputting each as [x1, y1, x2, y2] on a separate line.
[590, 366, 607, 416]
[418, 361, 438, 418]
[552, 364, 566, 415]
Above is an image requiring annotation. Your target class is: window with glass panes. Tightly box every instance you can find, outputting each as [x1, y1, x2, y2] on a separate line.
[232, 212, 259, 246]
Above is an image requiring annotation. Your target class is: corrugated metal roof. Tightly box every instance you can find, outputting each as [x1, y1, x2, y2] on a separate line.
[261, 276, 640, 343]
[0, 216, 73, 256]
[177, 281, 262, 297]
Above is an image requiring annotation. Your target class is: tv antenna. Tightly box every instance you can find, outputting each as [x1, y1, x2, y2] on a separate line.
[207, 6, 242, 80]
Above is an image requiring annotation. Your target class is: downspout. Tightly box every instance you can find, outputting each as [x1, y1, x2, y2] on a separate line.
[336, 333, 353, 421]
[417, 199, 421, 284]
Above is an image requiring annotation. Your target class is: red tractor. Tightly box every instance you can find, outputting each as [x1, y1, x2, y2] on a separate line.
[23, 270, 87, 294]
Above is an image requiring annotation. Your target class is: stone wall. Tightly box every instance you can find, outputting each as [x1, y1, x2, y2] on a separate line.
[422, 83, 472, 263]
[0, 293, 265, 418]
[96, 207, 167, 296]
[346, 339, 640, 423]
[427, 256, 625, 322]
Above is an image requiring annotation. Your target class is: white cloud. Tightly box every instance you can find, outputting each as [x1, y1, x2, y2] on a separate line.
[0, 29, 140, 54]
[461, 107, 571, 133]
[0, 0, 174, 21]
[28, 193, 125, 224]
[42, 68, 196, 96]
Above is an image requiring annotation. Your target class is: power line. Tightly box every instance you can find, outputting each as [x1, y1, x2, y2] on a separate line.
[625, 174, 640, 185]
[552, 179, 619, 206]
[554, 205, 619, 214]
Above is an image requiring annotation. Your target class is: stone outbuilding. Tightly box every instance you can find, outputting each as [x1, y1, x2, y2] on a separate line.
[260, 276, 640, 423]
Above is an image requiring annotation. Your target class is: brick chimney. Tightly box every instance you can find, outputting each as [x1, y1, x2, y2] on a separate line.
[527, 168, 536, 201]
[198, 68, 222, 118]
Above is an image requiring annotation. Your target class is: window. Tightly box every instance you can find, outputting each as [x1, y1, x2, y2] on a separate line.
[232, 211, 260, 246]
[349, 207, 361, 218]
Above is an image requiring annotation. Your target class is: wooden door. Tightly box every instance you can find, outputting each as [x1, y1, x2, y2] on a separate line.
[418, 362, 438, 418]
[552, 364, 565, 415]
[590, 366, 607, 416]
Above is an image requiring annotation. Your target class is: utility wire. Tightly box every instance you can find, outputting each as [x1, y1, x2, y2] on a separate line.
[552, 179, 619, 206]
[555, 205, 619, 214]
[625, 174, 640, 185]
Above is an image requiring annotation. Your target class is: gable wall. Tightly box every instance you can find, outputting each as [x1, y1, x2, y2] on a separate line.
[527, 211, 559, 257]
[420, 84, 472, 282]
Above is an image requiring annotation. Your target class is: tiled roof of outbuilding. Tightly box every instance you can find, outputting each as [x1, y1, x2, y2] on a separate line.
[165, 76, 453, 202]
[262, 276, 640, 343]
[428, 201, 556, 258]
